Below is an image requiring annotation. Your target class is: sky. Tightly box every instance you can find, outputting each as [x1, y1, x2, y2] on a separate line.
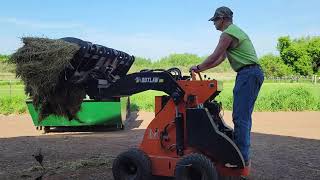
[0, 0, 319, 60]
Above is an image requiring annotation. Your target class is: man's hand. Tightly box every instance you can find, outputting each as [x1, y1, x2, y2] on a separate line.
[189, 65, 200, 73]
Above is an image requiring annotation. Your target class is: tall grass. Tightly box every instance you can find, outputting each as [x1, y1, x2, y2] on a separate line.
[216, 83, 320, 111]
[0, 83, 27, 114]
[129, 83, 320, 112]
[0, 95, 27, 114]
[130, 91, 165, 111]
[0, 82, 319, 114]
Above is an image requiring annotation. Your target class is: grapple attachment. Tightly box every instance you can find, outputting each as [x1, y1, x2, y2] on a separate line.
[61, 37, 135, 87]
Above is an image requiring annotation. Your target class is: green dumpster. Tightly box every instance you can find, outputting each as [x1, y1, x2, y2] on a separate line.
[26, 97, 130, 132]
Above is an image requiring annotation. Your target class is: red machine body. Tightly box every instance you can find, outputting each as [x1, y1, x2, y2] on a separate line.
[140, 77, 249, 177]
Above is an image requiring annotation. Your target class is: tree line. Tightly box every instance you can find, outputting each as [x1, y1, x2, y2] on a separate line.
[132, 36, 320, 76]
[260, 36, 320, 77]
[1, 36, 319, 76]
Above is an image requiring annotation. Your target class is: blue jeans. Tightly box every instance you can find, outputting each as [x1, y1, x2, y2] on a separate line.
[232, 66, 264, 162]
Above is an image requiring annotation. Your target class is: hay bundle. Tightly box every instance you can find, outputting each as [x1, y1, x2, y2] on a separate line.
[10, 37, 85, 121]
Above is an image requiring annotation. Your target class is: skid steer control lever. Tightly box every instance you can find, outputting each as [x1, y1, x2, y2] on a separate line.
[190, 71, 203, 81]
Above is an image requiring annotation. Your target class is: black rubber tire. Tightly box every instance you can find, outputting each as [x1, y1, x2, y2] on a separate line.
[112, 148, 152, 180]
[43, 126, 50, 133]
[175, 153, 218, 180]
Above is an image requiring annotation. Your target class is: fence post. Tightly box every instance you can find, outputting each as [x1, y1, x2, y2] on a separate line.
[312, 75, 314, 83]
[9, 80, 12, 99]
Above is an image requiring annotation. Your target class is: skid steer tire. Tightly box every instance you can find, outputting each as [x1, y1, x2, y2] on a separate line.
[175, 153, 218, 180]
[112, 148, 152, 180]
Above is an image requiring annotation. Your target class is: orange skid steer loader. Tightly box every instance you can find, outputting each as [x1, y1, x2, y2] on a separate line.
[61, 37, 250, 180]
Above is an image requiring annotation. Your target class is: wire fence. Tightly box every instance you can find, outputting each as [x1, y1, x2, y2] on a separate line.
[265, 75, 319, 84]
[0, 80, 25, 99]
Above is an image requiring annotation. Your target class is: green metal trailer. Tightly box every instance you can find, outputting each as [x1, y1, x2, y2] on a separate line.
[26, 97, 130, 133]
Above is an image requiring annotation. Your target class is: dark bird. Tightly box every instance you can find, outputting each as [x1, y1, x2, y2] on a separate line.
[32, 148, 44, 168]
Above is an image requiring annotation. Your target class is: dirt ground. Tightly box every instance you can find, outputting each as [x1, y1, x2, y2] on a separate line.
[0, 111, 319, 180]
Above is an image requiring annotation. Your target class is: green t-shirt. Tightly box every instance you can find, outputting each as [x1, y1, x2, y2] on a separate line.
[223, 24, 258, 71]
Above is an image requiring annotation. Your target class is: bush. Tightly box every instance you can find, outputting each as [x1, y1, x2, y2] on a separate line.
[130, 91, 165, 111]
[254, 86, 317, 111]
[214, 83, 319, 112]
[260, 54, 293, 77]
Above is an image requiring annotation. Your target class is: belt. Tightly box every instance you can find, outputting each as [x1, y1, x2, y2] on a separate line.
[236, 64, 260, 72]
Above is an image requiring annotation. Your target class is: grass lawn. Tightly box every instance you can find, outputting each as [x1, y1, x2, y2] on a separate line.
[0, 81, 319, 114]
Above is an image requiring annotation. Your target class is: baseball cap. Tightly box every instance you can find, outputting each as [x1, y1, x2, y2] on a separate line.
[209, 6, 233, 21]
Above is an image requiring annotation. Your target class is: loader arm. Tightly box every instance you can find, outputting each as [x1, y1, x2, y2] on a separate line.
[85, 70, 185, 105]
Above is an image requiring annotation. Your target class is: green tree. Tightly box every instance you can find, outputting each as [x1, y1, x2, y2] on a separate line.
[259, 54, 293, 77]
[129, 57, 153, 72]
[277, 36, 291, 52]
[277, 36, 320, 75]
[0, 54, 9, 62]
[154, 53, 202, 68]
[306, 37, 320, 73]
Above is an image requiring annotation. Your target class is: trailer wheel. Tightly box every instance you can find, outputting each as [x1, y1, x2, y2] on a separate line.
[112, 148, 152, 180]
[43, 126, 50, 133]
[175, 153, 218, 180]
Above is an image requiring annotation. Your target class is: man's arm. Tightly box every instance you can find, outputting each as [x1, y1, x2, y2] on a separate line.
[200, 53, 226, 71]
[191, 33, 233, 72]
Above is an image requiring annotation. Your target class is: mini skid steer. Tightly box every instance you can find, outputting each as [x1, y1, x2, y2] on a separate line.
[60, 37, 250, 180]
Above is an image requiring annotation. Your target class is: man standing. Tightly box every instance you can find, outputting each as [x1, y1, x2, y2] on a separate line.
[190, 6, 264, 166]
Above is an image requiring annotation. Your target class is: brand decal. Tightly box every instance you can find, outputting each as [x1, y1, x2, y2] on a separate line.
[148, 128, 159, 139]
[135, 77, 164, 83]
